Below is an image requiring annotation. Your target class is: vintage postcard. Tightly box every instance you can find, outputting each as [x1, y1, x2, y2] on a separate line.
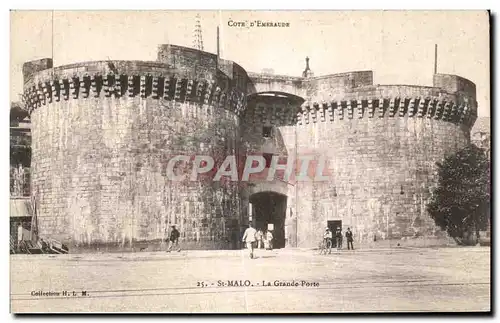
[9, 10, 490, 313]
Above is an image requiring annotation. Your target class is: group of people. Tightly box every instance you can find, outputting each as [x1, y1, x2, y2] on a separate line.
[165, 223, 356, 258]
[242, 224, 274, 259]
[323, 227, 354, 252]
[255, 229, 274, 250]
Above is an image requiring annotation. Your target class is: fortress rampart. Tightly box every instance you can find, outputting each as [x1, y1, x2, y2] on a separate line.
[22, 44, 478, 250]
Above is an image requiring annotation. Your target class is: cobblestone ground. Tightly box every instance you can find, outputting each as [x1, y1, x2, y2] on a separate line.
[10, 247, 490, 313]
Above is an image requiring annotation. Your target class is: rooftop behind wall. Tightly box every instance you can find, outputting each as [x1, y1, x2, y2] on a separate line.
[433, 74, 477, 100]
[157, 44, 250, 92]
[157, 44, 218, 80]
[22, 58, 53, 85]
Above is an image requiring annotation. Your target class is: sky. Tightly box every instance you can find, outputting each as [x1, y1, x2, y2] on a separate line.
[10, 10, 490, 116]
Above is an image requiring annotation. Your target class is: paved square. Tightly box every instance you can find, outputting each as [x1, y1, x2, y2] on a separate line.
[10, 247, 490, 313]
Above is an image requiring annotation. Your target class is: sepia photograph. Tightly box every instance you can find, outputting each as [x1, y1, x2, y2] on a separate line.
[9, 10, 491, 313]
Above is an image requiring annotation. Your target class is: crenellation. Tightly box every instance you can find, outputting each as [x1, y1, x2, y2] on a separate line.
[268, 97, 474, 126]
[69, 77, 78, 99]
[378, 98, 385, 118]
[163, 76, 171, 100]
[186, 79, 194, 100]
[90, 75, 98, 98]
[319, 102, 326, 122]
[103, 75, 112, 98]
[27, 71, 477, 123]
[449, 102, 458, 122]
[62, 79, 70, 101]
[24, 72, 247, 118]
[367, 99, 375, 118]
[42, 82, 51, 103]
[195, 80, 204, 103]
[36, 86, 44, 106]
[327, 102, 334, 121]
[442, 101, 452, 121]
[114, 75, 123, 97]
[434, 100, 444, 120]
[337, 101, 344, 120]
[389, 98, 396, 117]
[151, 76, 159, 99]
[456, 104, 465, 123]
[408, 98, 416, 117]
[81, 76, 89, 98]
[140, 75, 146, 99]
[399, 98, 407, 117]
[296, 109, 303, 125]
[418, 97, 427, 118]
[346, 100, 353, 119]
[310, 104, 317, 123]
[127, 75, 135, 97]
[426, 99, 436, 118]
[204, 81, 213, 105]
[52, 80, 60, 102]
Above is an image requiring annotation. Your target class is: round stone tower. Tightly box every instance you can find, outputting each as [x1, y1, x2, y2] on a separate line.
[245, 60, 477, 248]
[293, 71, 477, 247]
[23, 45, 248, 251]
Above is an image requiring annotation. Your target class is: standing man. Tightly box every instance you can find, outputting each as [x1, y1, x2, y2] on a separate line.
[242, 223, 257, 259]
[323, 227, 333, 254]
[167, 225, 181, 252]
[346, 227, 354, 250]
[335, 227, 343, 250]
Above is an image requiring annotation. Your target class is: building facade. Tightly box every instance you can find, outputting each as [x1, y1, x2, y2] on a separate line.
[10, 102, 33, 252]
[21, 44, 477, 251]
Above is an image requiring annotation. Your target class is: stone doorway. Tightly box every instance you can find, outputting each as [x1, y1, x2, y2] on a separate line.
[249, 191, 287, 248]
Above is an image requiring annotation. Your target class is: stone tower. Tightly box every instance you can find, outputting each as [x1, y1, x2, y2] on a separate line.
[23, 44, 477, 251]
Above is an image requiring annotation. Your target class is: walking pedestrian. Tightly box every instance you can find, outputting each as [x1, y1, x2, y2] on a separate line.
[242, 223, 257, 259]
[346, 227, 354, 250]
[167, 225, 181, 252]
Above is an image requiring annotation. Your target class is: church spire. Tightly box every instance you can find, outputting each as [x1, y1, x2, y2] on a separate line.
[302, 56, 314, 78]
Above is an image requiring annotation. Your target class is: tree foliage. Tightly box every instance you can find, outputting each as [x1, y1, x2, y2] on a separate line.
[427, 144, 490, 245]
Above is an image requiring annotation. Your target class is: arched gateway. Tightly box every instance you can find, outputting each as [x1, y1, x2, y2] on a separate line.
[249, 191, 287, 249]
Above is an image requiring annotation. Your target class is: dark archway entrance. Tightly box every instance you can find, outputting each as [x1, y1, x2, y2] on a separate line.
[249, 191, 287, 249]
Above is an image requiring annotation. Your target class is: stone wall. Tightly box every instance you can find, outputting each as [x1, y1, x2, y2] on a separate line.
[24, 57, 247, 251]
[243, 81, 476, 248]
[22, 45, 478, 251]
[292, 117, 469, 247]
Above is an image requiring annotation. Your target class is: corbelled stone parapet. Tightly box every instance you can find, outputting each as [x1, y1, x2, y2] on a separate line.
[243, 96, 476, 128]
[22, 73, 247, 116]
[295, 97, 476, 128]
